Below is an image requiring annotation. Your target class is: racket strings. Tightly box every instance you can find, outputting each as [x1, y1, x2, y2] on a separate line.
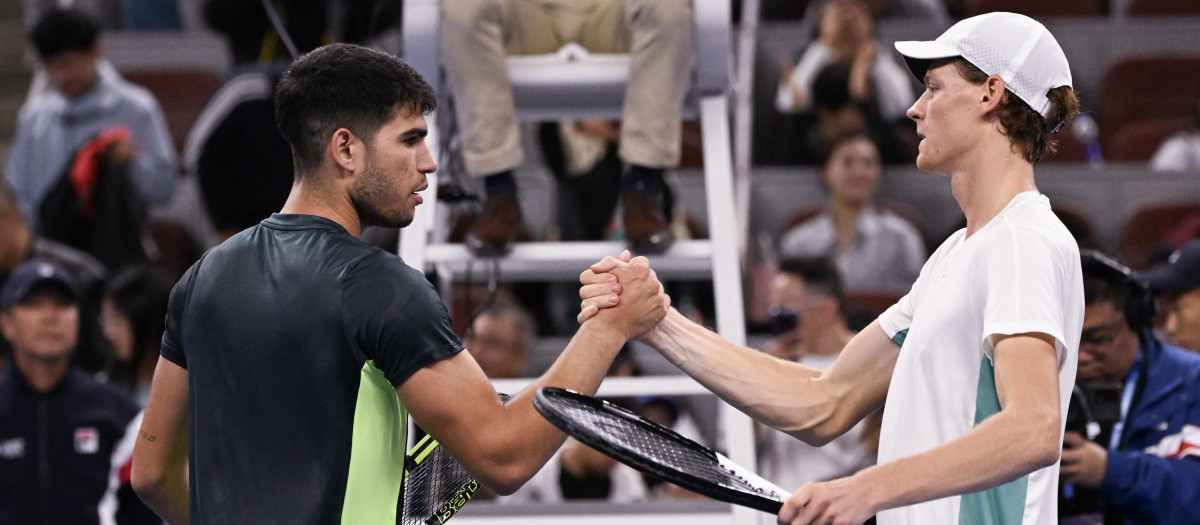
[558, 402, 769, 495]
[402, 444, 475, 525]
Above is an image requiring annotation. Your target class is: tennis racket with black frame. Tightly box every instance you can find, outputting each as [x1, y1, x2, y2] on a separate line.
[401, 432, 479, 525]
[533, 386, 788, 514]
[401, 392, 510, 524]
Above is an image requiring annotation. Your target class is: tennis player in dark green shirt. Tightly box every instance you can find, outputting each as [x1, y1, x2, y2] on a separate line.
[131, 43, 669, 525]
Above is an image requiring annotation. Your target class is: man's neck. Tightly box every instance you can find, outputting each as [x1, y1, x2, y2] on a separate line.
[13, 352, 71, 393]
[948, 145, 1037, 237]
[278, 179, 363, 237]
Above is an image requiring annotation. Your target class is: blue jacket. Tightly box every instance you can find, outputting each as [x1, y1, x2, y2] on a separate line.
[1099, 331, 1200, 525]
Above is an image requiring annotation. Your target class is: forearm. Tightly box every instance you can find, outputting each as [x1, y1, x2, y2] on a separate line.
[136, 459, 189, 525]
[409, 319, 629, 494]
[644, 308, 852, 443]
[854, 405, 1061, 513]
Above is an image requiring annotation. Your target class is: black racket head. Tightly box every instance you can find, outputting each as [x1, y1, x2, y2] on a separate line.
[534, 386, 785, 514]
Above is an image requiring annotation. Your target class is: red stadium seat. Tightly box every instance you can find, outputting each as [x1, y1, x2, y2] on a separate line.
[1121, 201, 1200, 269]
[1127, 0, 1200, 16]
[1099, 56, 1200, 157]
[122, 69, 222, 155]
[965, 0, 1107, 17]
[1106, 117, 1194, 162]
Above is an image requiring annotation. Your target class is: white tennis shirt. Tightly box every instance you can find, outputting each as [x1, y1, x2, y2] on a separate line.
[876, 191, 1083, 525]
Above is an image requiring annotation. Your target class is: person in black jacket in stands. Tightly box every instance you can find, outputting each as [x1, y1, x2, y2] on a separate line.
[0, 258, 141, 524]
[0, 185, 109, 374]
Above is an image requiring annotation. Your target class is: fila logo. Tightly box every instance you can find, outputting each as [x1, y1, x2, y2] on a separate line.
[75, 427, 99, 454]
[0, 438, 25, 459]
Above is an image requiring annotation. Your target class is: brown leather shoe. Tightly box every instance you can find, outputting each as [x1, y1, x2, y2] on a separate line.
[465, 193, 527, 257]
[622, 187, 673, 254]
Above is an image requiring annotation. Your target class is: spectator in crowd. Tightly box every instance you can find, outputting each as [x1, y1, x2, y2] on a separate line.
[1139, 239, 1200, 353]
[776, 0, 914, 127]
[100, 265, 173, 407]
[758, 257, 879, 491]
[1149, 99, 1200, 172]
[184, 62, 294, 242]
[0, 259, 141, 524]
[440, 0, 694, 256]
[5, 8, 177, 267]
[0, 185, 110, 374]
[7, 8, 177, 232]
[778, 131, 925, 294]
[1058, 250, 1200, 524]
[463, 302, 536, 379]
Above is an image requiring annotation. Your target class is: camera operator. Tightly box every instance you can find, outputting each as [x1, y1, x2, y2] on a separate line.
[1059, 250, 1200, 525]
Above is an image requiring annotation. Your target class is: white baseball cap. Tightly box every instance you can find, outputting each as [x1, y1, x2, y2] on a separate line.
[893, 12, 1072, 118]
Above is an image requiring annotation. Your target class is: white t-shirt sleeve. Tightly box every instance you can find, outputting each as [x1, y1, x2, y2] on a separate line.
[978, 226, 1072, 364]
[878, 231, 957, 341]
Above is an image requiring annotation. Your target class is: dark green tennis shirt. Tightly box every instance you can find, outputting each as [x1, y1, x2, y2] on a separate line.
[160, 214, 463, 524]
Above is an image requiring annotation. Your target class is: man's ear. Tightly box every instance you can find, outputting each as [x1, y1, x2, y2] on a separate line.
[328, 128, 362, 174]
[979, 75, 1006, 116]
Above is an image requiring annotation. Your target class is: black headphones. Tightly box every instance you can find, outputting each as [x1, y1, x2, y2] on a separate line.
[1079, 249, 1158, 328]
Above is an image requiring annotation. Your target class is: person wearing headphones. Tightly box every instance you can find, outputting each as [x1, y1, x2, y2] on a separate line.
[1059, 250, 1200, 525]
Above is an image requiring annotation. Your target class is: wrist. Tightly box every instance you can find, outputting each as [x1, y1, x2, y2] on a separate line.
[851, 464, 893, 515]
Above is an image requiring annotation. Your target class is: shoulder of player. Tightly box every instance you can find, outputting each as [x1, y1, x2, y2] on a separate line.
[343, 249, 430, 289]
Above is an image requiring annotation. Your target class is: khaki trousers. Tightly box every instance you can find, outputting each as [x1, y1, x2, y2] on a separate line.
[440, 0, 695, 176]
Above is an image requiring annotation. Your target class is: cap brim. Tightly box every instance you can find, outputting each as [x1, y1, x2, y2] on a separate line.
[1139, 268, 1200, 294]
[894, 40, 960, 82]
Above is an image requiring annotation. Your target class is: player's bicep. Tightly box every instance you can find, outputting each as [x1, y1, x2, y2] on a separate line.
[133, 357, 189, 484]
[395, 352, 509, 476]
[991, 333, 1062, 431]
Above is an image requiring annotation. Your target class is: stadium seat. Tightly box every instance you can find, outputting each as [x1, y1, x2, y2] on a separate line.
[1126, 0, 1200, 16]
[1120, 201, 1200, 269]
[122, 69, 222, 155]
[1099, 55, 1200, 157]
[1105, 116, 1194, 162]
[965, 0, 1107, 17]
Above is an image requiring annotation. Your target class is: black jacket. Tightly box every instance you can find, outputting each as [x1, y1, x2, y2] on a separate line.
[0, 366, 139, 524]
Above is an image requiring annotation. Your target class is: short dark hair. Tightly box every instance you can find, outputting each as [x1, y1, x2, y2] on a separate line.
[274, 43, 437, 177]
[952, 58, 1081, 164]
[819, 129, 880, 170]
[778, 256, 844, 305]
[812, 60, 854, 113]
[104, 265, 174, 387]
[31, 8, 99, 60]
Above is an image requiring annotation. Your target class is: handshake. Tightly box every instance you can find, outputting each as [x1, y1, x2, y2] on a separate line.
[576, 250, 672, 341]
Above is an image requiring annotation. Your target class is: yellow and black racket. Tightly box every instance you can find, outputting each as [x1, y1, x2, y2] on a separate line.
[401, 393, 508, 525]
[401, 432, 479, 525]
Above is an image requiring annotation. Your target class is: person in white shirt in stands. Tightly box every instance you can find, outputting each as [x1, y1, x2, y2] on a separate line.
[757, 257, 880, 491]
[1149, 99, 1200, 172]
[581, 12, 1084, 524]
[778, 131, 926, 294]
